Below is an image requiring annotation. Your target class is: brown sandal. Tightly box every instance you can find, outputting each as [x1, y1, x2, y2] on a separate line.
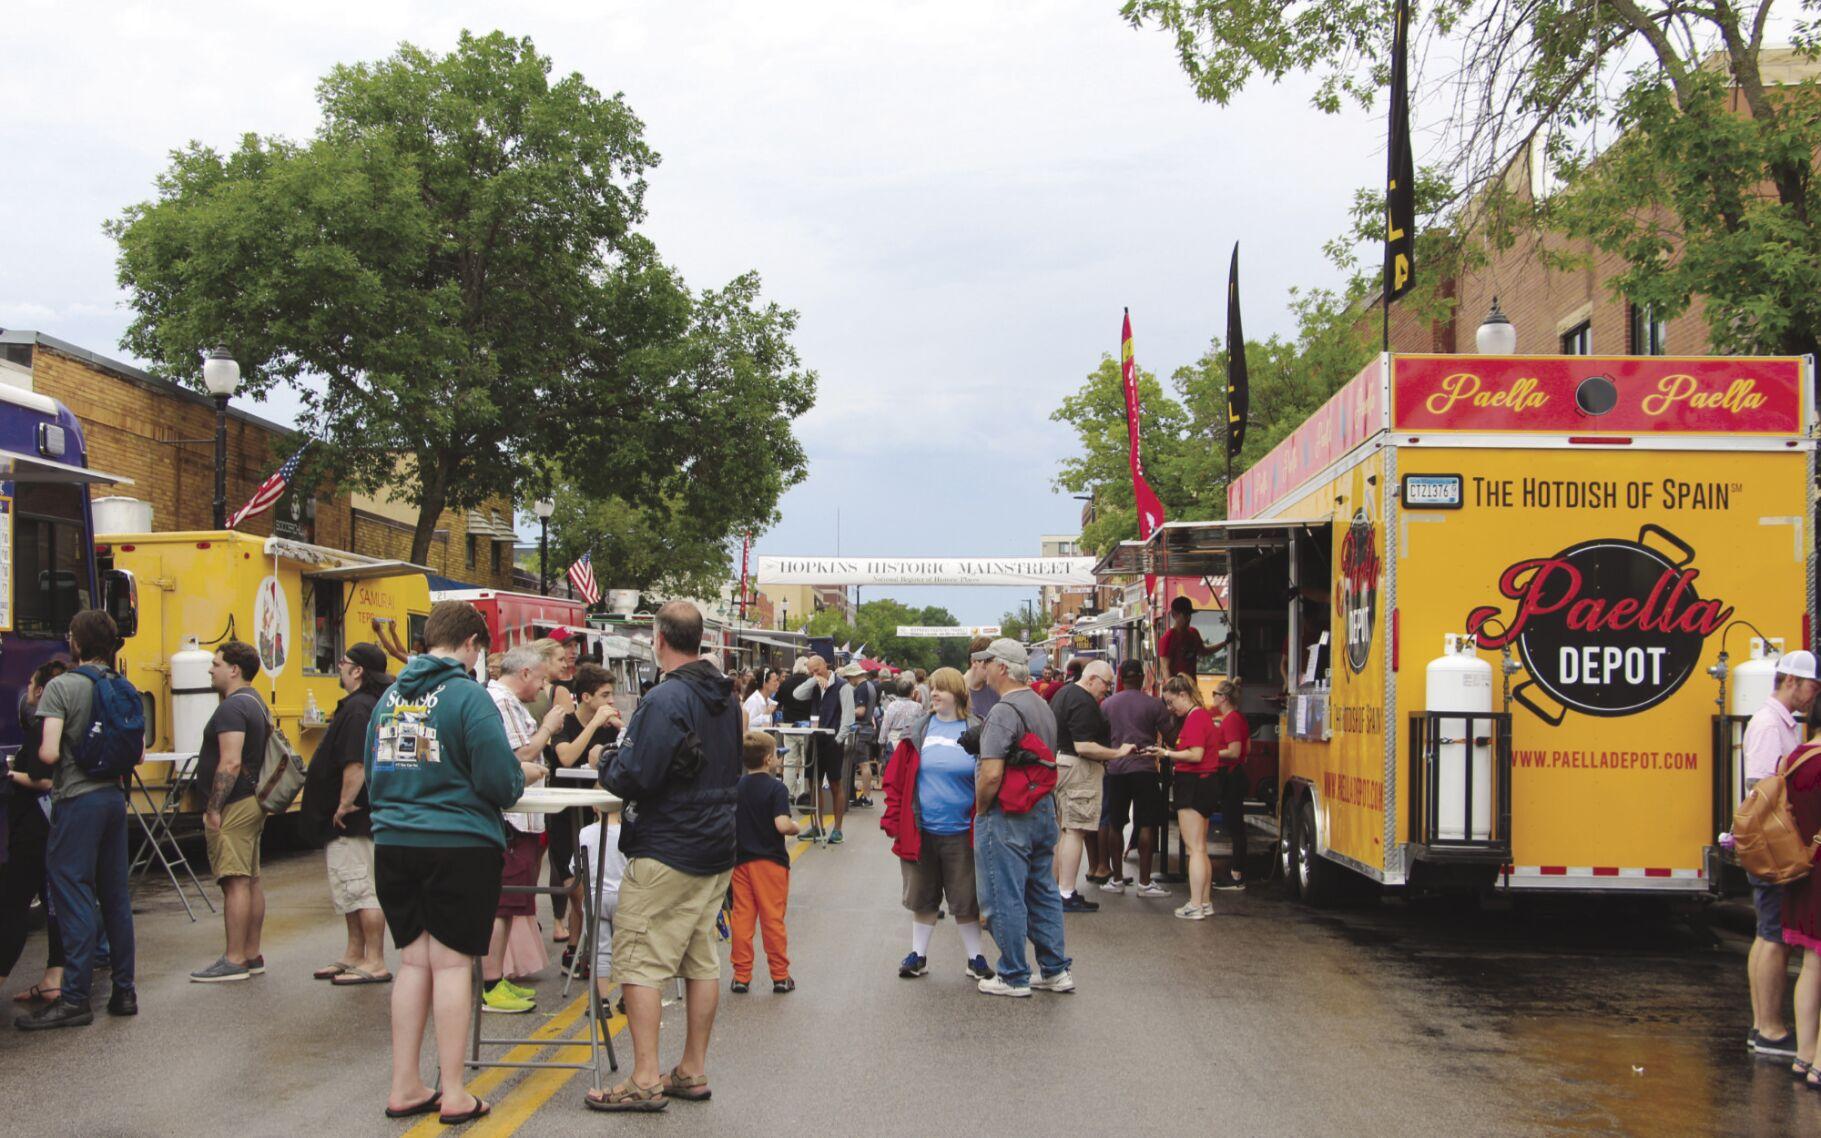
[585, 1081, 668, 1112]
[664, 1066, 711, 1101]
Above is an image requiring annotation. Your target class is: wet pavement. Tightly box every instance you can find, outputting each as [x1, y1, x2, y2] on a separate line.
[1, 819, 1815, 1137]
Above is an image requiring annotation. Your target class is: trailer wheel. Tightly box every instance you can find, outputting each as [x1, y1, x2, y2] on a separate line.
[1294, 799, 1341, 908]
[1278, 799, 1301, 898]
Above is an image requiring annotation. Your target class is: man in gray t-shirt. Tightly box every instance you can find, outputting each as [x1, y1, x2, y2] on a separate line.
[38, 666, 116, 802]
[969, 638, 1070, 998]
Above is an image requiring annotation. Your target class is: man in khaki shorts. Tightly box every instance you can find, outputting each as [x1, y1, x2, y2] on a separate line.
[1047, 660, 1132, 914]
[592, 602, 742, 1112]
[191, 641, 274, 983]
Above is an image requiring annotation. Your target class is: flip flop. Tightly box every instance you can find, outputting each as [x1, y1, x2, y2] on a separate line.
[12, 984, 60, 1004]
[332, 966, 394, 986]
[313, 964, 352, 981]
[438, 1098, 490, 1125]
[383, 1092, 441, 1119]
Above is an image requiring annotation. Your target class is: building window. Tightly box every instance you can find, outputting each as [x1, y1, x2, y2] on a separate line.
[1628, 303, 1667, 355]
[466, 533, 477, 568]
[1561, 321, 1592, 355]
[491, 540, 503, 574]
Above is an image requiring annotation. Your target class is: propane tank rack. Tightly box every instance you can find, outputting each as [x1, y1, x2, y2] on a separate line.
[1406, 711, 1513, 863]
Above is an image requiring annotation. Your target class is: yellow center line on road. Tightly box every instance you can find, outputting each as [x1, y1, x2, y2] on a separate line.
[453, 816, 829, 1134]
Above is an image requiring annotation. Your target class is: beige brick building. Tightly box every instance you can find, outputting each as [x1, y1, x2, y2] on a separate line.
[0, 329, 518, 587]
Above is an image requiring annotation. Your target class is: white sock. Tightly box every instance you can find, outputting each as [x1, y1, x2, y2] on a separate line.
[958, 921, 984, 960]
[911, 920, 935, 957]
[1059, 888, 1075, 899]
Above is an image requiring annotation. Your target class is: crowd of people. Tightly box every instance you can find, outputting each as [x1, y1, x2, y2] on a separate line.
[0, 593, 1256, 1118]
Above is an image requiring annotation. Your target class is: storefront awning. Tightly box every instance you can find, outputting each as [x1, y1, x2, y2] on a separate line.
[1070, 610, 1144, 635]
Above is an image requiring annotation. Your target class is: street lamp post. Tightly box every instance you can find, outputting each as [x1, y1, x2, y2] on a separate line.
[202, 347, 241, 529]
[1476, 297, 1518, 354]
[534, 497, 556, 595]
[778, 598, 789, 631]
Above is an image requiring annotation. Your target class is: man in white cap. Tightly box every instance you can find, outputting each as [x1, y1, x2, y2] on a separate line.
[1740, 648, 1818, 1059]
[970, 638, 1072, 997]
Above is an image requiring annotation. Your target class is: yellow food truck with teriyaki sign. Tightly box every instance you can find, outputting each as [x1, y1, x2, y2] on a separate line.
[1096, 353, 1814, 902]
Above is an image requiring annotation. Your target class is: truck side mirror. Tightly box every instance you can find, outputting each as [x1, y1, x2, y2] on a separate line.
[103, 568, 138, 639]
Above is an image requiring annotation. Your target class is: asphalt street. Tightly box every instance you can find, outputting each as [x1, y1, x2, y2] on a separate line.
[2, 817, 1815, 1137]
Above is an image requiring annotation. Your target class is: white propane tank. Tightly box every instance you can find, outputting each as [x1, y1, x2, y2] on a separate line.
[1426, 634, 1495, 841]
[1731, 638, 1785, 717]
[170, 637, 218, 755]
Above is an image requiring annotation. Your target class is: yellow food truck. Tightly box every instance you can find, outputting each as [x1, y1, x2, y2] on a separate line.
[1097, 353, 1814, 902]
[98, 529, 432, 811]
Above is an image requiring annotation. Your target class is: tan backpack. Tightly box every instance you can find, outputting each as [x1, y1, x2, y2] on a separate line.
[1733, 742, 1821, 884]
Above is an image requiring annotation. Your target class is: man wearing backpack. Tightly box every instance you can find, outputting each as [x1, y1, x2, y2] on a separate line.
[190, 641, 273, 983]
[16, 610, 138, 1030]
[1740, 649, 1819, 1058]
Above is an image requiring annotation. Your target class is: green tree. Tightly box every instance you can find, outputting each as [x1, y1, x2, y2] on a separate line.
[1122, 0, 1821, 360]
[542, 485, 733, 600]
[802, 600, 970, 672]
[110, 30, 814, 563]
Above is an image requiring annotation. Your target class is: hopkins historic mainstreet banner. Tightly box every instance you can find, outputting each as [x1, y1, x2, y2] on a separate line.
[757, 556, 1096, 587]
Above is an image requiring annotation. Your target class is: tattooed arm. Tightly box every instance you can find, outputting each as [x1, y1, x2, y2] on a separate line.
[205, 730, 244, 829]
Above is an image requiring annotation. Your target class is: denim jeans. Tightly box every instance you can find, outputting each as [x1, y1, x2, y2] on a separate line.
[47, 788, 136, 1006]
[973, 794, 1069, 986]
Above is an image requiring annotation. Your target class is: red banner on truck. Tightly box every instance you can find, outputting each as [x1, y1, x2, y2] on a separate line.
[1391, 355, 1806, 436]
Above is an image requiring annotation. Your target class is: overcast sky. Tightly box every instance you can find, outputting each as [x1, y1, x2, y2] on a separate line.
[3, 0, 1382, 623]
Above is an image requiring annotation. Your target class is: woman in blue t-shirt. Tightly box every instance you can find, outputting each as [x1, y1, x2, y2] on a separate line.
[879, 667, 993, 981]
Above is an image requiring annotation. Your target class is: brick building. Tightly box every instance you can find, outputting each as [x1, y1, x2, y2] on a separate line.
[0, 329, 518, 587]
[1384, 49, 1820, 358]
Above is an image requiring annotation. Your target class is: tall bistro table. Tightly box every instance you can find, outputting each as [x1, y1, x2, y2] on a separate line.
[468, 785, 621, 1092]
[766, 725, 836, 844]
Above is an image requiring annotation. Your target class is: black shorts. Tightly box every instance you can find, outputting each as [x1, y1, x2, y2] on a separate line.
[1104, 770, 1168, 828]
[816, 735, 854, 790]
[1172, 772, 1221, 817]
[376, 843, 503, 957]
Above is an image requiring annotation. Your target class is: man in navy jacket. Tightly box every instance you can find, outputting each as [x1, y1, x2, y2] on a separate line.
[592, 601, 740, 1111]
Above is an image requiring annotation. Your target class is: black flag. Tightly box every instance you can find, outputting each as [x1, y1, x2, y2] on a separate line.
[1225, 242, 1248, 460]
[1384, 0, 1416, 303]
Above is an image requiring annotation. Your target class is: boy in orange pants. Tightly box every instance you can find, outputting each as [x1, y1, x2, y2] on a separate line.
[731, 731, 800, 993]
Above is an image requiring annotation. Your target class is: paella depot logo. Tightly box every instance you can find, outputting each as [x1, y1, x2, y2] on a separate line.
[1337, 508, 1379, 674]
[1463, 525, 1734, 725]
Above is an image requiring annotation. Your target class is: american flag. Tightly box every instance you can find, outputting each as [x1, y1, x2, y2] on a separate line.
[225, 441, 310, 530]
[567, 553, 600, 606]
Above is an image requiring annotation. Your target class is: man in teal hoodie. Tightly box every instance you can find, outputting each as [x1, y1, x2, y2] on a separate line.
[365, 601, 538, 1127]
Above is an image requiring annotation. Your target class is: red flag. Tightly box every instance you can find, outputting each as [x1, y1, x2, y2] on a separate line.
[1121, 310, 1165, 593]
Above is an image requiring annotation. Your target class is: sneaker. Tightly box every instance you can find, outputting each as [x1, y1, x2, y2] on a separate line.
[730, 980, 750, 994]
[1136, 880, 1171, 898]
[482, 985, 536, 1014]
[245, 955, 267, 975]
[1749, 1029, 1799, 1058]
[1173, 902, 1210, 921]
[773, 977, 796, 994]
[15, 1000, 93, 1030]
[1031, 969, 1076, 994]
[499, 978, 536, 1001]
[1211, 876, 1246, 892]
[190, 956, 252, 983]
[965, 955, 994, 980]
[1084, 874, 1110, 886]
[1060, 893, 1100, 913]
[976, 975, 1032, 998]
[1099, 878, 1126, 894]
[899, 952, 929, 978]
[828, 829, 844, 844]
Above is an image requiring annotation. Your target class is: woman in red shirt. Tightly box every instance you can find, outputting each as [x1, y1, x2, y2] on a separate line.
[1208, 680, 1250, 892]
[1158, 675, 1219, 920]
